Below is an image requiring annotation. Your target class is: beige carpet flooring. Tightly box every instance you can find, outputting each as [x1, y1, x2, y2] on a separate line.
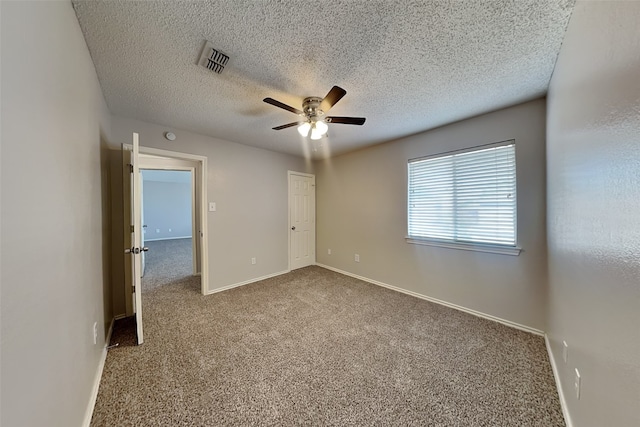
[92, 264, 564, 426]
[141, 238, 193, 291]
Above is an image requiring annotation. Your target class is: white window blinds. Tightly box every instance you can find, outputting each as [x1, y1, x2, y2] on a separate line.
[408, 141, 516, 247]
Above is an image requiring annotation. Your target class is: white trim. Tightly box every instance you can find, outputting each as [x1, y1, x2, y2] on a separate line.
[82, 318, 115, 427]
[144, 236, 192, 242]
[114, 313, 127, 321]
[125, 144, 207, 163]
[316, 263, 543, 336]
[405, 237, 522, 256]
[545, 334, 573, 427]
[205, 270, 289, 295]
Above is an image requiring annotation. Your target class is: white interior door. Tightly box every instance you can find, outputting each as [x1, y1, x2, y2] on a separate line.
[289, 172, 315, 270]
[129, 133, 144, 345]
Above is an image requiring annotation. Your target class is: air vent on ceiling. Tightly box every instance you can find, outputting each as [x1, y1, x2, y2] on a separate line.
[198, 41, 229, 74]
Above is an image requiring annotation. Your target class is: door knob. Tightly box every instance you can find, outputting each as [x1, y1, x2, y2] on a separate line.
[291, 226, 296, 230]
[125, 247, 148, 254]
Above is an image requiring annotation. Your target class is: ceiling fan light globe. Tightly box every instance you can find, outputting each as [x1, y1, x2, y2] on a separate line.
[297, 122, 311, 137]
[310, 131, 322, 140]
[315, 120, 328, 135]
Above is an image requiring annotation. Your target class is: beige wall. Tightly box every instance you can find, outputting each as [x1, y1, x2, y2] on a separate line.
[315, 99, 548, 331]
[546, 1, 640, 426]
[109, 116, 311, 314]
[0, 2, 112, 426]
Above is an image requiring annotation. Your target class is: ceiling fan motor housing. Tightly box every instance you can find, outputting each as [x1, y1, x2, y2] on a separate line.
[302, 97, 324, 121]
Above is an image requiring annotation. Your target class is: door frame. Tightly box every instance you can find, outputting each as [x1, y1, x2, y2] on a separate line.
[123, 144, 209, 308]
[287, 171, 316, 271]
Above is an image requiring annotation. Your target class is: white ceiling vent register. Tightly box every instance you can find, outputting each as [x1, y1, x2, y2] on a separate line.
[198, 41, 229, 74]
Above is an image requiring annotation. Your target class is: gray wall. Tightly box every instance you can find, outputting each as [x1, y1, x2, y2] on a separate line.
[109, 115, 311, 315]
[314, 99, 548, 331]
[142, 172, 192, 241]
[0, 2, 112, 426]
[546, 1, 640, 426]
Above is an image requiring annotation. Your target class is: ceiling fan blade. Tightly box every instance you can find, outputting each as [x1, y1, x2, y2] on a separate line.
[320, 86, 347, 113]
[326, 116, 366, 125]
[272, 122, 304, 130]
[263, 97, 303, 115]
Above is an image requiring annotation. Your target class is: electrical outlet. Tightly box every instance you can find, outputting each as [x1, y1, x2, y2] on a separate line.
[574, 369, 581, 399]
[563, 341, 569, 363]
[251, 257, 256, 265]
[355, 254, 360, 262]
[328, 249, 332, 255]
[93, 322, 98, 345]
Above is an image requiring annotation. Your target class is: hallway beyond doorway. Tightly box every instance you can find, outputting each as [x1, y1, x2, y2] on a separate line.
[141, 238, 195, 292]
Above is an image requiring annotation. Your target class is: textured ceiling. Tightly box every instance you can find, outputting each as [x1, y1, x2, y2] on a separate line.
[72, 0, 575, 158]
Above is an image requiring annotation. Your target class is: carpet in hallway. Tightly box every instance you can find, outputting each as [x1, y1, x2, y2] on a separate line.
[142, 238, 193, 291]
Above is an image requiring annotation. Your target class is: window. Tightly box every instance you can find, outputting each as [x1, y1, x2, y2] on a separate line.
[407, 140, 519, 255]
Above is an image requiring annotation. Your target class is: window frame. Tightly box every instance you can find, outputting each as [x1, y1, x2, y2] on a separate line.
[405, 140, 521, 256]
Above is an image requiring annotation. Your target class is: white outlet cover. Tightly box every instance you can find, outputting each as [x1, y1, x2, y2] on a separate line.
[355, 254, 360, 262]
[209, 202, 216, 212]
[328, 249, 331, 255]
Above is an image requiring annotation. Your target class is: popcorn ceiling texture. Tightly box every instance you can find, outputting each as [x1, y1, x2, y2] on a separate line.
[72, 0, 574, 157]
[92, 265, 564, 426]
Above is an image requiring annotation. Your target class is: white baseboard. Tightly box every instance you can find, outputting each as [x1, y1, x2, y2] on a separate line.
[316, 263, 544, 336]
[82, 317, 115, 427]
[545, 334, 573, 427]
[206, 270, 290, 295]
[114, 313, 127, 321]
[144, 235, 192, 242]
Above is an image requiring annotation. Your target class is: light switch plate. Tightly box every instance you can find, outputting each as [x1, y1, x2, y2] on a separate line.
[209, 202, 216, 212]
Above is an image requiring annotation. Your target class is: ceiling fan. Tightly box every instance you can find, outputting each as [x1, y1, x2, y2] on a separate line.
[263, 86, 366, 140]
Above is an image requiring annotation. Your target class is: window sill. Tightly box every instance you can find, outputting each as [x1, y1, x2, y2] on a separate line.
[405, 237, 521, 256]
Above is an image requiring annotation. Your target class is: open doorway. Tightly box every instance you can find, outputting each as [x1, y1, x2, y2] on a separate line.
[140, 169, 195, 291]
[122, 144, 209, 324]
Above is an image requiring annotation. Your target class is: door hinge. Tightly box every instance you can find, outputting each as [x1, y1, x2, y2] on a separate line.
[130, 225, 134, 233]
[132, 286, 135, 293]
[128, 163, 133, 173]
